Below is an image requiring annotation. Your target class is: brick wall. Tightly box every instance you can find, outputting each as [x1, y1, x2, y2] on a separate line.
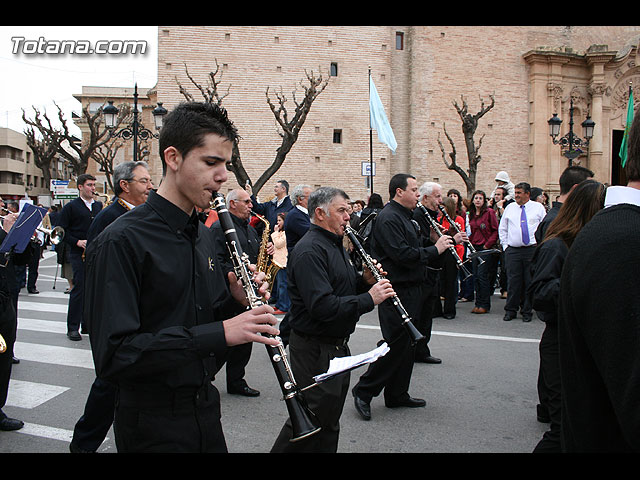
[156, 26, 640, 203]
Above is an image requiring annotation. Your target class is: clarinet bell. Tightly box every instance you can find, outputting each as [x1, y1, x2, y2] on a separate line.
[404, 320, 426, 346]
[287, 395, 322, 442]
[460, 264, 473, 280]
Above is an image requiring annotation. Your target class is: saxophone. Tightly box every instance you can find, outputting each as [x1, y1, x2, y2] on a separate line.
[251, 211, 281, 289]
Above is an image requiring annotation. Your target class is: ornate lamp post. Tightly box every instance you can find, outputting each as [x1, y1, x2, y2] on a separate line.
[102, 84, 168, 162]
[548, 98, 595, 166]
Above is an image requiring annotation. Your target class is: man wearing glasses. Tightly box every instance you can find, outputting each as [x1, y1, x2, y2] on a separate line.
[69, 161, 152, 453]
[210, 188, 272, 398]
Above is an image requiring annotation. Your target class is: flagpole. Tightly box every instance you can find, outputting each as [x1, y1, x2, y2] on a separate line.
[368, 66, 374, 197]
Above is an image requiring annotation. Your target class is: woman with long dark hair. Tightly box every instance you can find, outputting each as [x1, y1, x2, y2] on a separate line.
[467, 190, 499, 314]
[529, 179, 605, 453]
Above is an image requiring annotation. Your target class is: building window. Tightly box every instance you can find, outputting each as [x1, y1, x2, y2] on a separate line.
[330, 62, 338, 76]
[396, 32, 404, 50]
[333, 129, 342, 144]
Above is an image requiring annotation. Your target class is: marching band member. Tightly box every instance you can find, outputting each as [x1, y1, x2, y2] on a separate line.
[85, 102, 279, 453]
[352, 174, 452, 421]
[271, 186, 394, 452]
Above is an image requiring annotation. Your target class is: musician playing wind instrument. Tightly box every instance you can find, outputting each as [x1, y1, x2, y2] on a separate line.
[352, 174, 463, 421]
[69, 161, 153, 453]
[85, 102, 279, 453]
[210, 188, 274, 398]
[271, 186, 395, 453]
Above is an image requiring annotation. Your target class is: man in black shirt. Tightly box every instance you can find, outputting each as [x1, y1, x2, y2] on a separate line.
[69, 161, 152, 453]
[85, 102, 279, 453]
[211, 187, 269, 398]
[352, 174, 453, 421]
[413, 181, 467, 361]
[270, 187, 394, 452]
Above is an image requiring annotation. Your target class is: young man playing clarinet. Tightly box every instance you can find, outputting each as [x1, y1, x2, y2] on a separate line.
[84, 102, 279, 453]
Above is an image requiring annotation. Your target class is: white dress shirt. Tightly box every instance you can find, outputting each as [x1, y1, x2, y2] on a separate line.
[498, 199, 547, 249]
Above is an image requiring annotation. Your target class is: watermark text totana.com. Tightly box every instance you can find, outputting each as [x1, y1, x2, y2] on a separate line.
[11, 36, 148, 55]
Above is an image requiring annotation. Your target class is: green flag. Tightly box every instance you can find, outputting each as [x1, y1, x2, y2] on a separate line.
[619, 86, 634, 168]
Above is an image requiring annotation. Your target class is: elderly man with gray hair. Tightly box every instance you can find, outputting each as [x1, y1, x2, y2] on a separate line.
[69, 160, 153, 453]
[86, 161, 153, 244]
[277, 184, 313, 344]
[271, 186, 394, 452]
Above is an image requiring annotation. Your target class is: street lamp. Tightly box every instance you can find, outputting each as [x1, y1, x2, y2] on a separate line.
[103, 84, 168, 161]
[548, 98, 595, 166]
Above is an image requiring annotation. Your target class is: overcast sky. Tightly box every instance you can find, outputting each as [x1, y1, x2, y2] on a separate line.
[0, 25, 158, 136]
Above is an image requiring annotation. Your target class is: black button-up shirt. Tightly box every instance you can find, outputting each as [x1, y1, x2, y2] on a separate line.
[288, 224, 374, 339]
[371, 200, 439, 285]
[85, 190, 238, 391]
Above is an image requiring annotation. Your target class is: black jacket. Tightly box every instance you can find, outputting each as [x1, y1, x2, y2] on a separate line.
[58, 197, 103, 255]
[528, 237, 568, 325]
[86, 198, 129, 245]
[558, 204, 640, 452]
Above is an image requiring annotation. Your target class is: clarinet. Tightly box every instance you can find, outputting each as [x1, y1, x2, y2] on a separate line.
[415, 203, 472, 280]
[344, 225, 425, 346]
[437, 204, 484, 265]
[211, 193, 320, 443]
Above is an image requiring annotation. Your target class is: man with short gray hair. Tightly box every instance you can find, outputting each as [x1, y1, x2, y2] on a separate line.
[271, 186, 394, 452]
[70, 160, 153, 453]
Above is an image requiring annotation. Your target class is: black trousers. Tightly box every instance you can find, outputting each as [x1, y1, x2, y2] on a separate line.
[67, 252, 85, 333]
[533, 321, 561, 453]
[114, 384, 227, 453]
[0, 300, 16, 412]
[440, 253, 459, 316]
[271, 330, 350, 453]
[71, 377, 117, 451]
[353, 283, 419, 404]
[504, 245, 535, 316]
[224, 342, 253, 390]
[415, 281, 437, 359]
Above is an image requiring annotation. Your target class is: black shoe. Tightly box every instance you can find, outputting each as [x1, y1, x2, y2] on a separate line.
[443, 314, 455, 319]
[227, 385, 260, 397]
[27, 288, 39, 294]
[503, 313, 516, 321]
[522, 314, 532, 322]
[415, 355, 442, 364]
[12, 356, 19, 364]
[385, 396, 426, 409]
[353, 391, 371, 420]
[69, 441, 95, 453]
[0, 416, 24, 431]
[67, 331, 82, 341]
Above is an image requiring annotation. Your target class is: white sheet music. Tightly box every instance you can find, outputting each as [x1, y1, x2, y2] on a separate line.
[313, 342, 390, 383]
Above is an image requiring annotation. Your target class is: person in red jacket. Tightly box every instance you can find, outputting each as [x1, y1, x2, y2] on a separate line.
[468, 190, 499, 314]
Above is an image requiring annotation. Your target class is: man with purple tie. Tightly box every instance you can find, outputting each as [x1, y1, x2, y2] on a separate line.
[498, 182, 546, 322]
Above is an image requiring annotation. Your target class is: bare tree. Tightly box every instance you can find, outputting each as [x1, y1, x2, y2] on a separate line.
[175, 62, 329, 194]
[258, 69, 329, 193]
[91, 103, 150, 192]
[437, 94, 495, 197]
[54, 102, 115, 176]
[22, 107, 62, 186]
